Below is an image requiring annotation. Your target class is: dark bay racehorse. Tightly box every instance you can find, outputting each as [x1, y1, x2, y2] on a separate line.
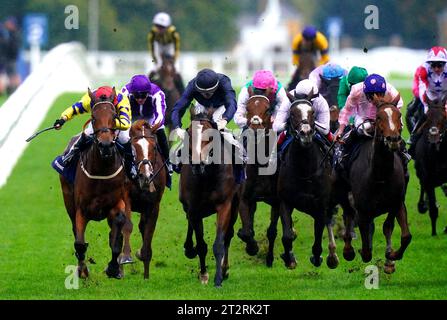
[413, 97, 447, 235]
[59, 88, 130, 279]
[237, 88, 281, 266]
[275, 96, 339, 270]
[179, 106, 241, 287]
[149, 54, 183, 136]
[319, 76, 341, 133]
[120, 120, 167, 279]
[287, 51, 316, 92]
[335, 94, 412, 273]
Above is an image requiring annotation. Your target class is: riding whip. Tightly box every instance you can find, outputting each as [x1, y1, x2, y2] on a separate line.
[25, 126, 57, 142]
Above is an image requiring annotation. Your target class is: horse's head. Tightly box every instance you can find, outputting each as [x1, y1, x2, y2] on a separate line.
[373, 94, 402, 151]
[88, 87, 118, 158]
[130, 120, 162, 192]
[246, 86, 273, 131]
[188, 105, 218, 174]
[424, 96, 447, 146]
[289, 98, 315, 147]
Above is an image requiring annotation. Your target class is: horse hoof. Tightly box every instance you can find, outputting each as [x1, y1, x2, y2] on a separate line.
[281, 253, 297, 269]
[184, 247, 198, 259]
[245, 242, 259, 256]
[266, 255, 274, 268]
[118, 254, 134, 265]
[105, 265, 123, 279]
[310, 255, 323, 267]
[384, 262, 396, 274]
[199, 272, 209, 285]
[343, 248, 356, 261]
[417, 201, 428, 214]
[78, 265, 89, 279]
[386, 250, 403, 261]
[359, 249, 372, 263]
[326, 255, 339, 269]
[431, 231, 437, 237]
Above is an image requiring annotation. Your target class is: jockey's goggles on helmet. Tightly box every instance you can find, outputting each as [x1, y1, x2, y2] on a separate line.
[253, 87, 267, 95]
[430, 62, 446, 69]
[133, 92, 148, 99]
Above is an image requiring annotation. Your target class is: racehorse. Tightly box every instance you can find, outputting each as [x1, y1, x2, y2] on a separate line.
[179, 106, 241, 287]
[236, 88, 281, 266]
[275, 94, 339, 270]
[120, 120, 167, 279]
[287, 51, 316, 92]
[413, 96, 447, 235]
[149, 54, 183, 136]
[319, 76, 341, 133]
[334, 94, 412, 273]
[59, 88, 130, 279]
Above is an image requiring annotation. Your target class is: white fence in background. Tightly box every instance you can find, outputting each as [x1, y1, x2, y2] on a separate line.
[85, 47, 425, 88]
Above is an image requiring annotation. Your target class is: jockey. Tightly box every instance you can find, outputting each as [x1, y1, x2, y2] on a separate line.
[334, 74, 409, 179]
[234, 70, 289, 129]
[308, 62, 347, 95]
[337, 66, 368, 110]
[147, 12, 180, 71]
[292, 25, 330, 68]
[407, 46, 447, 153]
[405, 65, 425, 133]
[121, 74, 173, 175]
[53, 86, 136, 179]
[171, 68, 245, 179]
[273, 79, 331, 147]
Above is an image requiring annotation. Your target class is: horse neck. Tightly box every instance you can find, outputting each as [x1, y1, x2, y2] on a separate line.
[287, 138, 320, 175]
[83, 143, 122, 175]
[371, 135, 395, 179]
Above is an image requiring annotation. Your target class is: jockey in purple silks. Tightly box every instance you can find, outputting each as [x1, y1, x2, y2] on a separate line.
[121, 74, 173, 175]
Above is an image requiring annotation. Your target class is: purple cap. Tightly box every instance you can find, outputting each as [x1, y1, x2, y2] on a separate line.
[128, 75, 152, 93]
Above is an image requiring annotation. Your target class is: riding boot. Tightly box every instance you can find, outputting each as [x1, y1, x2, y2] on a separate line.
[399, 141, 411, 186]
[122, 141, 138, 181]
[335, 129, 356, 172]
[405, 97, 420, 133]
[62, 134, 91, 166]
[156, 129, 172, 188]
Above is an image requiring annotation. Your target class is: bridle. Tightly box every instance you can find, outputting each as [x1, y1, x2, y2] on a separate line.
[247, 95, 272, 130]
[288, 99, 315, 140]
[90, 101, 119, 142]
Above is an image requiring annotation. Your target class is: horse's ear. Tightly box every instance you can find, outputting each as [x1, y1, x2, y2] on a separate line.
[287, 91, 295, 103]
[110, 86, 116, 102]
[248, 86, 254, 97]
[424, 93, 433, 106]
[88, 87, 95, 101]
[207, 107, 214, 119]
[391, 93, 401, 106]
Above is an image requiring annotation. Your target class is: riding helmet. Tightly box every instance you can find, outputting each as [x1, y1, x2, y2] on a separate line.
[363, 74, 386, 94]
[322, 64, 345, 79]
[195, 69, 219, 92]
[153, 12, 171, 28]
[128, 75, 152, 93]
[426, 46, 447, 63]
[302, 26, 317, 40]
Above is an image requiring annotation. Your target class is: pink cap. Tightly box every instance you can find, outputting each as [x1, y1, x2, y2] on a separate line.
[253, 70, 277, 92]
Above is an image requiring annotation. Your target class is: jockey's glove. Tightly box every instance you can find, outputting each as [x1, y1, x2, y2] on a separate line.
[54, 118, 66, 129]
[217, 119, 228, 131]
[173, 127, 186, 140]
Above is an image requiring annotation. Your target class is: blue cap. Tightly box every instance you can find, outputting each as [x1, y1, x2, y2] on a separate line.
[322, 64, 345, 79]
[363, 74, 386, 94]
[302, 26, 317, 40]
[195, 69, 219, 92]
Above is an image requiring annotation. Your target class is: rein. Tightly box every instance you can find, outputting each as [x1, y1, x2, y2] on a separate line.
[80, 156, 123, 180]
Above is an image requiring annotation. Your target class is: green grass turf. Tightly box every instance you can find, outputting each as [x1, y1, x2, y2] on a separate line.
[0, 87, 446, 300]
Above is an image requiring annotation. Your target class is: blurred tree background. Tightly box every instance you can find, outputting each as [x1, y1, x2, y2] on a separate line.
[0, 0, 445, 51]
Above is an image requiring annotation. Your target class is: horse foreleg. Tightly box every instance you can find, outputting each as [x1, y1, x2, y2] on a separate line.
[339, 194, 356, 261]
[119, 212, 134, 265]
[106, 200, 126, 279]
[310, 213, 324, 267]
[192, 216, 208, 284]
[138, 204, 159, 279]
[266, 204, 280, 267]
[358, 215, 373, 263]
[183, 220, 197, 259]
[237, 198, 258, 256]
[74, 208, 89, 279]
[426, 187, 439, 236]
[222, 197, 239, 282]
[383, 213, 396, 274]
[213, 200, 232, 287]
[326, 214, 339, 269]
[417, 185, 428, 214]
[279, 201, 297, 269]
[387, 203, 412, 261]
